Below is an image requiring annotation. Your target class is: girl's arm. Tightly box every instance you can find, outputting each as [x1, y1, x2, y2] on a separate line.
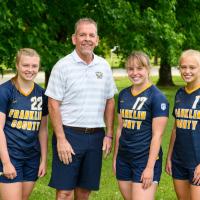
[141, 116, 168, 189]
[0, 112, 17, 179]
[113, 114, 123, 174]
[38, 115, 48, 177]
[165, 122, 176, 176]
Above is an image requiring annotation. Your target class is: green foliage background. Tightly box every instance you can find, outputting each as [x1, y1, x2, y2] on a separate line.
[1, 0, 200, 85]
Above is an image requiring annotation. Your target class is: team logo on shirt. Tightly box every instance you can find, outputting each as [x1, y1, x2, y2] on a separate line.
[161, 103, 167, 110]
[95, 72, 103, 79]
[176, 99, 181, 103]
[12, 99, 17, 104]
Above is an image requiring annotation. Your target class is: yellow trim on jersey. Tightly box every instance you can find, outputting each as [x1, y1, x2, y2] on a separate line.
[185, 85, 200, 94]
[131, 83, 152, 96]
[12, 77, 35, 96]
[18, 83, 35, 96]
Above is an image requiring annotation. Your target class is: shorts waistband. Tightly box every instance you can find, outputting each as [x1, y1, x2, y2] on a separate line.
[63, 125, 104, 134]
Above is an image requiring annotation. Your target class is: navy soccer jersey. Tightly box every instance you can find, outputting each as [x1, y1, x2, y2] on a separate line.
[172, 87, 200, 168]
[117, 84, 169, 162]
[0, 80, 48, 159]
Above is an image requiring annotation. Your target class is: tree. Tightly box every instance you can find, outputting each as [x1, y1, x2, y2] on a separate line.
[114, 0, 185, 86]
[131, 0, 185, 86]
[86, 0, 185, 86]
[0, 0, 88, 86]
[1, 0, 199, 87]
[176, 0, 200, 50]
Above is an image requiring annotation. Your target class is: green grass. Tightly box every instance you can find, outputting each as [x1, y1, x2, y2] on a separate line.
[30, 76, 185, 200]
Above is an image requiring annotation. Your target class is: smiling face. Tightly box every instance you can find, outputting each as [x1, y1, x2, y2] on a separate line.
[72, 22, 99, 63]
[179, 54, 200, 88]
[126, 53, 150, 88]
[127, 59, 149, 87]
[16, 55, 40, 82]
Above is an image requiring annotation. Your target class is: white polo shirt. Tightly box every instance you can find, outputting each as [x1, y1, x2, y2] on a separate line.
[45, 50, 117, 128]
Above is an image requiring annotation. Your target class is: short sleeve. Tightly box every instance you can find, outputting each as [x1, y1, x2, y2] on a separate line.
[45, 63, 66, 101]
[42, 93, 48, 116]
[0, 84, 11, 114]
[117, 91, 122, 114]
[152, 93, 169, 118]
[105, 66, 118, 99]
[172, 90, 179, 118]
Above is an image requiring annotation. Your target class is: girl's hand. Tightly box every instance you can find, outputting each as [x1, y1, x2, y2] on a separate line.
[3, 162, 17, 179]
[112, 156, 117, 175]
[165, 158, 172, 176]
[193, 164, 200, 185]
[141, 167, 154, 189]
[38, 161, 47, 177]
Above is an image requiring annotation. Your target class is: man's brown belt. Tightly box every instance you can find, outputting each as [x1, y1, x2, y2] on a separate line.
[63, 125, 104, 134]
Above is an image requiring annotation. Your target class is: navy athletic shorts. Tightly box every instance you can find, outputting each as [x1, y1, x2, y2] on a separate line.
[172, 162, 200, 185]
[116, 155, 162, 183]
[0, 154, 40, 183]
[49, 126, 105, 190]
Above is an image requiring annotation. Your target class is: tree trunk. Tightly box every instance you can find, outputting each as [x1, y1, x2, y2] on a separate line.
[154, 53, 158, 65]
[45, 71, 51, 88]
[157, 56, 175, 86]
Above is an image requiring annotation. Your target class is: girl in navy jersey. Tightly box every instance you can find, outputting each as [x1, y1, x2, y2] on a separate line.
[0, 48, 48, 200]
[166, 49, 200, 200]
[113, 51, 169, 200]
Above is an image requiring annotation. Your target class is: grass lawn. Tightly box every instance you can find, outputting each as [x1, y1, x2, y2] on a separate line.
[30, 76, 185, 200]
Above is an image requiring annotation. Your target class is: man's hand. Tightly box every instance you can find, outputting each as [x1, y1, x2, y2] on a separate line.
[57, 138, 75, 164]
[102, 136, 112, 158]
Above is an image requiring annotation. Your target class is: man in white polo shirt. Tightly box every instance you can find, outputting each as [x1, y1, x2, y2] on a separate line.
[45, 18, 117, 200]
